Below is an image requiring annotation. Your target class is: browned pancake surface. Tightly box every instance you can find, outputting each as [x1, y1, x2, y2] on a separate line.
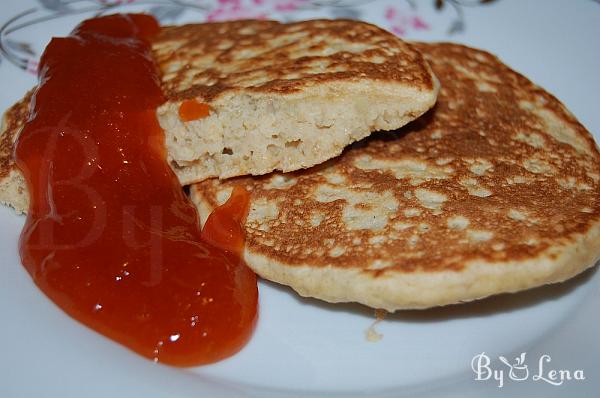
[192, 43, 600, 309]
[153, 19, 435, 102]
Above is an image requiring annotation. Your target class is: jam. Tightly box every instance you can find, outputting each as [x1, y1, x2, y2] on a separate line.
[13, 14, 258, 367]
[178, 99, 211, 122]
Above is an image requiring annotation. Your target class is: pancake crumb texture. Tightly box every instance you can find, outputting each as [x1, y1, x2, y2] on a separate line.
[153, 19, 438, 183]
[192, 43, 600, 310]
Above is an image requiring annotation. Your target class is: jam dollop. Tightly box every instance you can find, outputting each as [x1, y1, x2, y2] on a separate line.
[178, 99, 211, 122]
[14, 14, 258, 367]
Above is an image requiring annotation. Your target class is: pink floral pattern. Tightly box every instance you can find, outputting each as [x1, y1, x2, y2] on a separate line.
[384, 6, 430, 36]
[0, 0, 509, 73]
[206, 0, 309, 22]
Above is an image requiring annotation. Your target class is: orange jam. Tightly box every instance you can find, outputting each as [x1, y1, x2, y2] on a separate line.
[14, 14, 258, 367]
[178, 99, 211, 121]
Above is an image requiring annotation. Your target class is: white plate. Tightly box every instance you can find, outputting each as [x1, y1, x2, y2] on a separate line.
[1, 1, 599, 397]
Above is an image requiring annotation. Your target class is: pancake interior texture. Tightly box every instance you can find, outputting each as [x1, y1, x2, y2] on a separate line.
[0, 19, 439, 212]
[191, 42, 600, 311]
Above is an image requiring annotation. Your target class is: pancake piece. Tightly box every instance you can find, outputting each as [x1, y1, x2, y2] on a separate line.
[154, 19, 439, 183]
[0, 19, 438, 213]
[0, 93, 30, 213]
[191, 42, 600, 311]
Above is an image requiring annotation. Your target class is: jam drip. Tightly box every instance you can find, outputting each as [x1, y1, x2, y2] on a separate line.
[14, 14, 258, 366]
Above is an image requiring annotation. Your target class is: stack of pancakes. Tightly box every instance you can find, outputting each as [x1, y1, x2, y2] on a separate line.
[2, 19, 599, 310]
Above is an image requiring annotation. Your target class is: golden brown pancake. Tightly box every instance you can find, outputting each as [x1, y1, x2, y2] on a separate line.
[154, 19, 438, 184]
[191, 42, 600, 310]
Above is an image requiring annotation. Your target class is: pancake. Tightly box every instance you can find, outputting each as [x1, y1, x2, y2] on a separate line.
[191, 42, 600, 311]
[0, 19, 439, 214]
[154, 19, 439, 183]
[0, 93, 31, 214]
